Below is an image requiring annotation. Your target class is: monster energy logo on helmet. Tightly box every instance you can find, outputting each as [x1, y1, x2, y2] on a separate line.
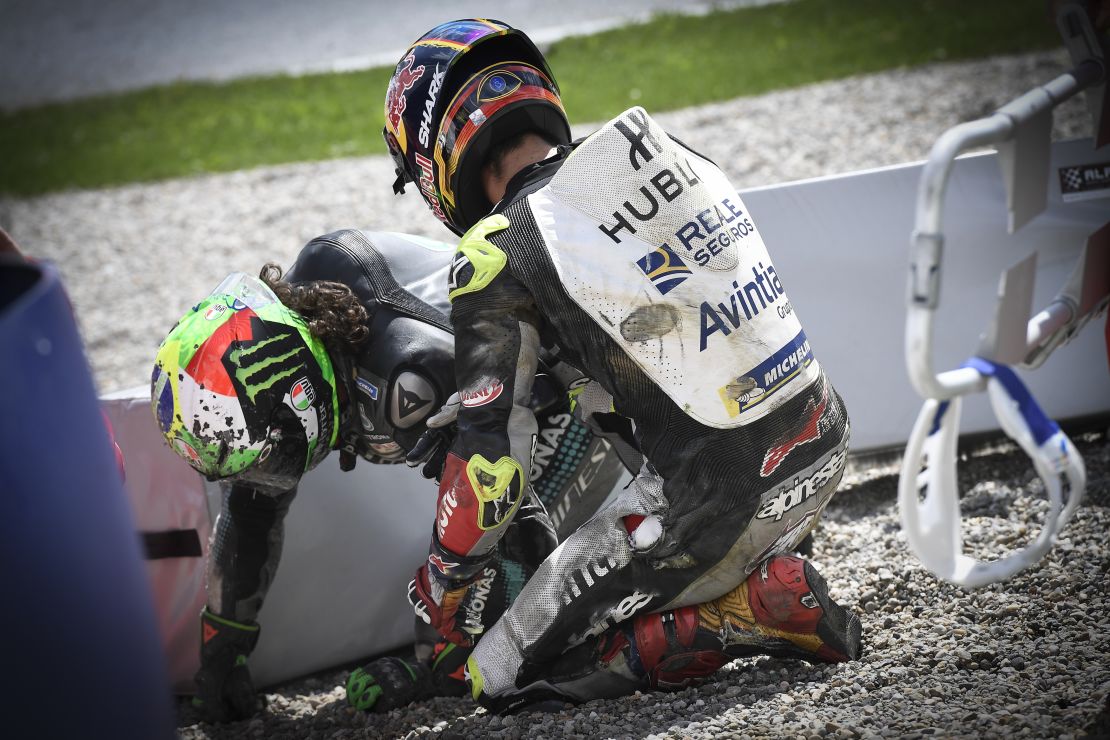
[151, 273, 339, 480]
[230, 331, 306, 403]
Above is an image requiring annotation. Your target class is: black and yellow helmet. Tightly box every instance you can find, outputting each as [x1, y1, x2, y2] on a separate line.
[383, 19, 571, 235]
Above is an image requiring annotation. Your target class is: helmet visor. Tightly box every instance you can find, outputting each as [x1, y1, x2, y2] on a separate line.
[210, 272, 280, 312]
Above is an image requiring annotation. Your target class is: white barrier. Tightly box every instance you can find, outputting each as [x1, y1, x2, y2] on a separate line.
[744, 138, 1110, 451]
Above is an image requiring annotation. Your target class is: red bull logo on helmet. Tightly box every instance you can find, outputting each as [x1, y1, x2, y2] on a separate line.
[415, 152, 448, 223]
[387, 52, 426, 135]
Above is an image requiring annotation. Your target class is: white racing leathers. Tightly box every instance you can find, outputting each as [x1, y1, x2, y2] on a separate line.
[444, 108, 850, 701]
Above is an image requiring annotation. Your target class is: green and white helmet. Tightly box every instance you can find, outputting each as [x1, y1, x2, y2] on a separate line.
[151, 273, 339, 485]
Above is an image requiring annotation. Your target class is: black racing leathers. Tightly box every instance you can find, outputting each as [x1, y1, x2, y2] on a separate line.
[430, 108, 851, 700]
[204, 230, 458, 623]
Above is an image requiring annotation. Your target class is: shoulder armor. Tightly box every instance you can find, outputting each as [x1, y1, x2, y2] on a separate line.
[448, 214, 510, 302]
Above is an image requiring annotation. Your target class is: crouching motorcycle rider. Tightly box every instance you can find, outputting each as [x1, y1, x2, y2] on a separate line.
[151, 229, 629, 721]
[383, 19, 864, 710]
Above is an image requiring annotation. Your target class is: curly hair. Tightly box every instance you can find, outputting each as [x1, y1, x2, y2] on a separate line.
[259, 263, 370, 355]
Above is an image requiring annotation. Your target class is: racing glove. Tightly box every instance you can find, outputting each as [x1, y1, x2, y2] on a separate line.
[192, 609, 262, 723]
[346, 656, 434, 712]
[405, 393, 460, 481]
[406, 376, 563, 481]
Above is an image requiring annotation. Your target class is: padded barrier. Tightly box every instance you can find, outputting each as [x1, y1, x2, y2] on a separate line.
[104, 385, 444, 690]
[743, 138, 1110, 449]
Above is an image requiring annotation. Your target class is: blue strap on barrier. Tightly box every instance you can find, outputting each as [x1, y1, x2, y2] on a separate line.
[928, 399, 951, 436]
[963, 356, 1060, 446]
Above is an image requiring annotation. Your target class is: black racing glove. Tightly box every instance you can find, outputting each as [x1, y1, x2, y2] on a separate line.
[346, 656, 435, 712]
[405, 393, 459, 481]
[192, 609, 263, 723]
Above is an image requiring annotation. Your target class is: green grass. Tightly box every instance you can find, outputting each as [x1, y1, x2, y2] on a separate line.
[0, 0, 1060, 196]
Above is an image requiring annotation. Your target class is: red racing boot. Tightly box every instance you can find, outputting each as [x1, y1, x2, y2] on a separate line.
[613, 555, 862, 690]
[472, 556, 861, 710]
[700, 555, 862, 664]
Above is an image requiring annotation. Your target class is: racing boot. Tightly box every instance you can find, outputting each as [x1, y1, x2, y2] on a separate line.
[702, 555, 862, 664]
[193, 609, 263, 722]
[585, 557, 861, 693]
[413, 619, 470, 697]
[346, 657, 435, 712]
[465, 603, 726, 714]
[470, 556, 860, 712]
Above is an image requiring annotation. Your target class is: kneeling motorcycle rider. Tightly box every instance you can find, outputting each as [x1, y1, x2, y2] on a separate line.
[152, 229, 630, 721]
[383, 19, 863, 710]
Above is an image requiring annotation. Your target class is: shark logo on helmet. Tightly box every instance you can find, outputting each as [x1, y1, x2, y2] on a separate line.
[418, 65, 446, 148]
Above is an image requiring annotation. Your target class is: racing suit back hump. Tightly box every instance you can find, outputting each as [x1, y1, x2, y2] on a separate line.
[487, 107, 842, 518]
[529, 107, 819, 428]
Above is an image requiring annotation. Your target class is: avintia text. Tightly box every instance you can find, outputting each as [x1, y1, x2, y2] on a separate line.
[699, 261, 787, 351]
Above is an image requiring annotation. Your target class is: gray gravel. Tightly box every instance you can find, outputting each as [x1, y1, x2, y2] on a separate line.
[1, 50, 1106, 738]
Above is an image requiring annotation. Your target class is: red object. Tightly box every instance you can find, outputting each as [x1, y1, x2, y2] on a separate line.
[746, 555, 848, 661]
[184, 308, 257, 397]
[652, 651, 730, 689]
[747, 556, 818, 635]
[202, 622, 219, 645]
[598, 629, 629, 666]
[632, 605, 727, 687]
[631, 604, 699, 673]
[622, 514, 645, 534]
[761, 386, 828, 476]
[385, 52, 425, 131]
